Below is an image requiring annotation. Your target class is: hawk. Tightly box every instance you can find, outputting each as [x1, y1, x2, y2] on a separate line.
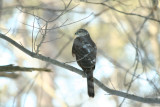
[72, 29, 97, 97]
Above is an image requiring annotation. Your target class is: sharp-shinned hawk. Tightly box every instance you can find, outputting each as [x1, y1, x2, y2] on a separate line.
[72, 29, 97, 97]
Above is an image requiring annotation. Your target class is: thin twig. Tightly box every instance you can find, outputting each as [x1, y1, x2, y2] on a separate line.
[85, 1, 160, 23]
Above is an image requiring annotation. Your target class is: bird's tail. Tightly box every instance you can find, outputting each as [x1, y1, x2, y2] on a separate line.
[87, 71, 94, 97]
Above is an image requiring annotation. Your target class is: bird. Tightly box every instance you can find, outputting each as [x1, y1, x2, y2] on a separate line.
[72, 29, 97, 97]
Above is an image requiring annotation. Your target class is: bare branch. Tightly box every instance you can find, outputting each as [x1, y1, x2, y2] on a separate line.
[85, 1, 160, 23]
[2, 5, 83, 13]
[0, 33, 160, 104]
[0, 64, 51, 72]
[0, 72, 19, 78]
[94, 79, 160, 104]
[36, 22, 48, 54]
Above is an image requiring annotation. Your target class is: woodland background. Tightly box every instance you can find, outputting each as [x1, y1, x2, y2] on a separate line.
[0, 0, 160, 107]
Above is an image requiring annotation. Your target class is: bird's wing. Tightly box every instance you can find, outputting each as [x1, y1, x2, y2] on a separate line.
[73, 38, 96, 68]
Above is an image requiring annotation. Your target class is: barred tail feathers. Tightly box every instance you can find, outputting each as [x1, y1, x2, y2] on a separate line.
[87, 71, 94, 97]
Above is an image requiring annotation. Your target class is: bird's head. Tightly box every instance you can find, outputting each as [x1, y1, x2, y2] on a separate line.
[75, 29, 89, 37]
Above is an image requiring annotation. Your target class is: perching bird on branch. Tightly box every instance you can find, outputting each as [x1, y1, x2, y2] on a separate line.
[72, 29, 97, 97]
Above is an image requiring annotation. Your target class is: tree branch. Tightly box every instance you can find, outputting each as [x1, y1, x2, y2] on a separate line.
[0, 72, 19, 78]
[0, 33, 160, 104]
[0, 64, 51, 72]
[85, 1, 160, 23]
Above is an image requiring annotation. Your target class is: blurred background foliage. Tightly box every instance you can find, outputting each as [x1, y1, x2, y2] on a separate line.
[0, 0, 160, 107]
